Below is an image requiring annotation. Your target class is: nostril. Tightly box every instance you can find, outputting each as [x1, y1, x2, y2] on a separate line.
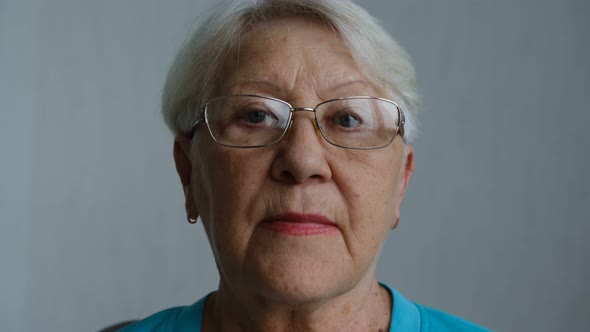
[280, 170, 297, 184]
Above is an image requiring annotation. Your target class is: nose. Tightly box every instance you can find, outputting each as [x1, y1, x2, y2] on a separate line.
[270, 112, 332, 184]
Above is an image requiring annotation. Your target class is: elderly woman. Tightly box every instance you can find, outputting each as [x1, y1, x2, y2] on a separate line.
[120, 0, 489, 331]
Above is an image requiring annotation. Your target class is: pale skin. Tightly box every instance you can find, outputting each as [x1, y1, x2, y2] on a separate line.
[174, 17, 415, 332]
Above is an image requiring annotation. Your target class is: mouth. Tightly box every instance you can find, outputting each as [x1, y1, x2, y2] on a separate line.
[260, 212, 339, 236]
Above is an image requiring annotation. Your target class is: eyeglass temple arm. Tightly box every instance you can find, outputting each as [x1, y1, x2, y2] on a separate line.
[191, 106, 205, 134]
[189, 107, 206, 136]
[398, 108, 406, 141]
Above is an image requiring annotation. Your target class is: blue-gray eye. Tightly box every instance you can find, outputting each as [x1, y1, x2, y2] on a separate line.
[246, 110, 269, 123]
[337, 114, 361, 128]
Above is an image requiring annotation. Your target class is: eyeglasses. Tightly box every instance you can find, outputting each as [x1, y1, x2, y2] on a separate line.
[191, 95, 405, 150]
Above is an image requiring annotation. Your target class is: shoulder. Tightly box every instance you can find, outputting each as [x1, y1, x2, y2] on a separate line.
[118, 295, 208, 332]
[415, 303, 491, 332]
[118, 306, 184, 331]
[382, 283, 491, 332]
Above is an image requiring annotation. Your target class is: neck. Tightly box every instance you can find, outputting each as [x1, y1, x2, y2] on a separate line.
[202, 276, 392, 332]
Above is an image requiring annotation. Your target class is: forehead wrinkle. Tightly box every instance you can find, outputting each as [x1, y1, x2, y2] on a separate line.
[222, 78, 283, 95]
[224, 17, 375, 102]
[289, 55, 316, 99]
[324, 79, 379, 98]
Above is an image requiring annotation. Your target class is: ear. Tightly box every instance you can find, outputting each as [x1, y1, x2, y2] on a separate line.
[393, 145, 415, 229]
[174, 135, 199, 220]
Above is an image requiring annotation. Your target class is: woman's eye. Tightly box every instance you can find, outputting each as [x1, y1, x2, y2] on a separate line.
[246, 110, 270, 124]
[238, 108, 278, 126]
[336, 114, 361, 128]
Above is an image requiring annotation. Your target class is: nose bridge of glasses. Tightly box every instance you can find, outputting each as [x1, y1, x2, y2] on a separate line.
[291, 107, 316, 113]
[283, 106, 322, 139]
[287, 106, 318, 129]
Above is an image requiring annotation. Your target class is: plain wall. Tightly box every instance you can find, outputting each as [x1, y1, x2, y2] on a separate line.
[1, 0, 588, 331]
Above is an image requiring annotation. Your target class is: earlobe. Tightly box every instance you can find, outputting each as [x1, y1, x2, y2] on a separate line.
[184, 187, 199, 224]
[174, 135, 199, 223]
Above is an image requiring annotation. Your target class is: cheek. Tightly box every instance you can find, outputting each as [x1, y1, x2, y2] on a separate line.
[191, 144, 275, 249]
[348, 171, 398, 228]
[334, 150, 401, 252]
[339, 149, 400, 207]
[216, 150, 274, 204]
[195, 145, 270, 207]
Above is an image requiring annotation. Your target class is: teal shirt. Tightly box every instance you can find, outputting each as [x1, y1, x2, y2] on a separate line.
[120, 284, 490, 331]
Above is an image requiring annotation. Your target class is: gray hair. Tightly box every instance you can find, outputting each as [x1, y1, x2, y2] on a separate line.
[162, 0, 420, 143]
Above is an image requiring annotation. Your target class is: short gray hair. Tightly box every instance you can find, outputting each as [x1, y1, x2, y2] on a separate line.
[162, 0, 420, 143]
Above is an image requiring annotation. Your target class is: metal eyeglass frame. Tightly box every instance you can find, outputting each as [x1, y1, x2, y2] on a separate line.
[190, 94, 405, 150]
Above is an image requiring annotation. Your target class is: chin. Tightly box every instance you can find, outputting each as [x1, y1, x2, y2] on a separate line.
[242, 251, 355, 306]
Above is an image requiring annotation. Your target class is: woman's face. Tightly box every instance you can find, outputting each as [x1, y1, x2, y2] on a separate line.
[176, 17, 414, 304]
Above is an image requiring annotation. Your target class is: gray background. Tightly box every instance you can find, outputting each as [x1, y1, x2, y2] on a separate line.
[1, 0, 588, 331]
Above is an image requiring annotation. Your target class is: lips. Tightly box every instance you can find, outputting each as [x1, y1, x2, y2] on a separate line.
[260, 212, 338, 236]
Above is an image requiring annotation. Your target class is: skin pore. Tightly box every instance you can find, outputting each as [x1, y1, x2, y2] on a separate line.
[174, 16, 414, 332]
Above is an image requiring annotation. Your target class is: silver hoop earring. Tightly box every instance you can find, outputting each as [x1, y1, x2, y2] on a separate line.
[187, 215, 198, 224]
[185, 204, 197, 224]
[184, 186, 197, 224]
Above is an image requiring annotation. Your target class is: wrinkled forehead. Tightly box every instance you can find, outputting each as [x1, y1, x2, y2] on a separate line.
[222, 14, 342, 69]
[217, 16, 381, 98]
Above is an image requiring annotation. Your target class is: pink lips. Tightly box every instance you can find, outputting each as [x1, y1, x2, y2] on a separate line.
[260, 212, 338, 236]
